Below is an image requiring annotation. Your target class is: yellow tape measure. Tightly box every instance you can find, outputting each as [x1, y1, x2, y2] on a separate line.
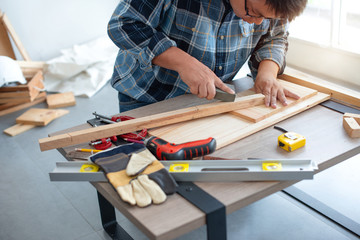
[275, 126, 306, 152]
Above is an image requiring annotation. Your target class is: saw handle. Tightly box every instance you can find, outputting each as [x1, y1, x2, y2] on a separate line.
[145, 136, 216, 160]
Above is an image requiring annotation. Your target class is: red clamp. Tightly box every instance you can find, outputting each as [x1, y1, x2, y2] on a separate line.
[90, 136, 118, 150]
[112, 115, 147, 141]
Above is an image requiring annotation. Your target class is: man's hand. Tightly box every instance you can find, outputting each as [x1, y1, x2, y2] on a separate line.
[255, 60, 299, 108]
[152, 47, 234, 100]
[177, 56, 234, 100]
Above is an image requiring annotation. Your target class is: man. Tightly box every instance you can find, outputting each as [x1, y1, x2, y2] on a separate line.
[108, 0, 307, 112]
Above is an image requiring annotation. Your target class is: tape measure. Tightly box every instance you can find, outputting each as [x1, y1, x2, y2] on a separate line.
[274, 126, 306, 152]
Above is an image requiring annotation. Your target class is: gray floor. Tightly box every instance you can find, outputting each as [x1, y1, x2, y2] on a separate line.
[1, 82, 359, 240]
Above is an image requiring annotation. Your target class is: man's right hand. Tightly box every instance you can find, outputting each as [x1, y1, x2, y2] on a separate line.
[152, 47, 234, 100]
[177, 55, 235, 100]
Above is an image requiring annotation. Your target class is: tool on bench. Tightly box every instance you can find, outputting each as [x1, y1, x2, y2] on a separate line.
[49, 159, 318, 182]
[90, 136, 118, 150]
[274, 126, 306, 152]
[88, 112, 216, 160]
[86, 112, 147, 151]
[214, 89, 236, 102]
[91, 112, 148, 141]
[75, 148, 103, 153]
[144, 136, 216, 160]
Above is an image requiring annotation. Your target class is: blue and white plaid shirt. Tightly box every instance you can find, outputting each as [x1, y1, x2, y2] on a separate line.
[108, 0, 289, 103]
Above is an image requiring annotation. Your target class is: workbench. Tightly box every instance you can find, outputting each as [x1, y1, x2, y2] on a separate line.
[53, 77, 360, 240]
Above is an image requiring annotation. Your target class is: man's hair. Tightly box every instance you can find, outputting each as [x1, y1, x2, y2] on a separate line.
[265, 0, 307, 21]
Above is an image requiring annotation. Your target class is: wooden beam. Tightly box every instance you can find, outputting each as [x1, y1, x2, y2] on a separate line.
[17, 60, 46, 69]
[1, 12, 31, 61]
[38, 94, 265, 151]
[0, 10, 16, 59]
[279, 68, 360, 107]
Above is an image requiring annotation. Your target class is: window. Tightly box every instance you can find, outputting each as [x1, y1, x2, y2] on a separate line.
[290, 0, 360, 54]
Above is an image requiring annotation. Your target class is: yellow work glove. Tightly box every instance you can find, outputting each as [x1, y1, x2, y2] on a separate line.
[90, 143, 177, 207]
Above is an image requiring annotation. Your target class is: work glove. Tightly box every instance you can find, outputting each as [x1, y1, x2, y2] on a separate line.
[90, 143, 177, 207]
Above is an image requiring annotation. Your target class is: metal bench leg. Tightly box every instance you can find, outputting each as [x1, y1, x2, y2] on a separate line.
[97, 191, 134, 240]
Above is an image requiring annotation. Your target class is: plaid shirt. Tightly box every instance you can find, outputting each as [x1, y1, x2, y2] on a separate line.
[108, 0, 289, 103]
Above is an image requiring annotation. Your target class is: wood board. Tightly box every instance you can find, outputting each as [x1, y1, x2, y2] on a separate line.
[16, 108, 69, 126]
[3, 123, 36, 136]
[231, 80, 318, 122]
[279, 68, 360, 108]
[0, 92, 46, 116]
[149, 82, 330, 149]
[47, 92, 76, 108]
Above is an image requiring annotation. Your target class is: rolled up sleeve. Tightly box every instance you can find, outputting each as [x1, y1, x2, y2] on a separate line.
[108, 0, 176, 73]
[248, 19, 289, 79]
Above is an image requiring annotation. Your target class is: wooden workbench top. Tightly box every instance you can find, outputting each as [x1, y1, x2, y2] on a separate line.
[52, 91, 360, 240]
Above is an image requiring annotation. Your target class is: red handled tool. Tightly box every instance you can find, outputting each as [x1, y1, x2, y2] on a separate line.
[144, 136, 216, 160]
[90, 112, 216, 159]
[92, 112, 147, 141]
[90, 136, 118, 150]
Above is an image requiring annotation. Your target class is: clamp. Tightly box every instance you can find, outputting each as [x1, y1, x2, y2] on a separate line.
[90, 136, 118, 150]
[92, 112, 148, 142]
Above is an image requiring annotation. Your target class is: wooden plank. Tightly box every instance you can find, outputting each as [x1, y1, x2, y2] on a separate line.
[4, 106, 70, 136]
[0, 92, 46, 115]
[343, 117, 360, 138]
[27, 71, 44, 101]
[0, 84, 29, 92]
[0, 101, 21, 111]
[38, 94, 265, 151]
[47, 92, 76, 108]
[344, 113, 360, 123]
[16, 108, 69, 126]
[279, 68, 360, 107]
[0, 97, 31, 104]
[343, 113, 360, 138]
[149, 92, 330, 149]
[3, 123, 36, 136]
[0, 10, 16, 59]
[0, 91, 30, 98]
[230, 80, 318, 122]
[17, 60, 45, 69]
[1, 12, 31, 61]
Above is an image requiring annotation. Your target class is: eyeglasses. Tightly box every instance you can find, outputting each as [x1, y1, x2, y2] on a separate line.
[244, 0, 272, 20]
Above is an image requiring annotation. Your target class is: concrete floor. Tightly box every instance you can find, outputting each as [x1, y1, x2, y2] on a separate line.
[1, 82, 360, 240]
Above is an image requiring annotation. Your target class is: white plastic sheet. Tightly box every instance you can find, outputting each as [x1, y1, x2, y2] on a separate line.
[44, 36, 118, 97]
[0, 56, 26, 87]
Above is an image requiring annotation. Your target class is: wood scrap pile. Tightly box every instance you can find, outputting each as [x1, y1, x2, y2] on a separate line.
[0, 9, 46, 116]
[1, 10, 76, 136]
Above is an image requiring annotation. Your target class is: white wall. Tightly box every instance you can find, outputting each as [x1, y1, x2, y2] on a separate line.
[1, 0, 118, 61]
[287, 37, 360, 88]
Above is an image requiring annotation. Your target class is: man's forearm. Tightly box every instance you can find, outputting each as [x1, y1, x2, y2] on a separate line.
[257, 60, 280, 78]
[152, 46, 193, 72]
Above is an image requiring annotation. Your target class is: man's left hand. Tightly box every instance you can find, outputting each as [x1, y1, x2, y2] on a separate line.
[254, 60, 300, 108]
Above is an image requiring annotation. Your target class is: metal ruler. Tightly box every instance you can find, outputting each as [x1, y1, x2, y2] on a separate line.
[49, 159, 318, 182]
